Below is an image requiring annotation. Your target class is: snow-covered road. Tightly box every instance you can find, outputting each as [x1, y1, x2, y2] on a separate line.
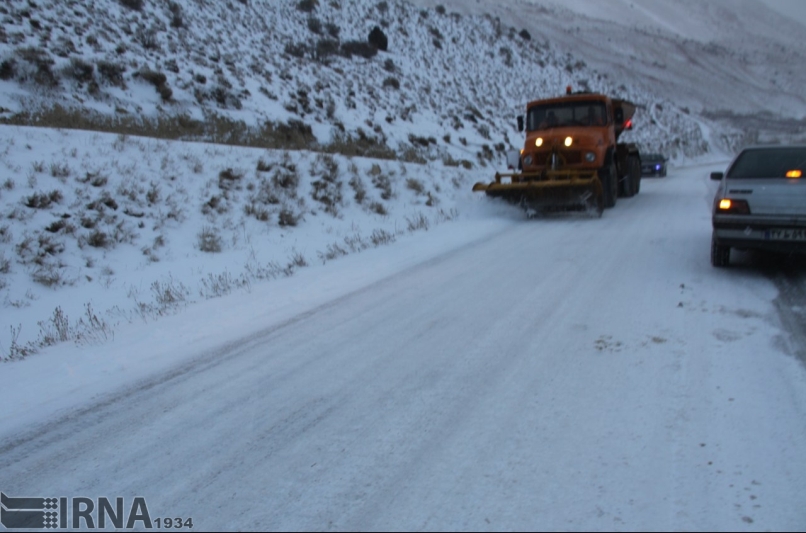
[2, 164, 805, 531]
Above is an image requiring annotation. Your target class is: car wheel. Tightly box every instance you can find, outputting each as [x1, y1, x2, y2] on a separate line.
[631, 156, 641, 194]
[711, 236, 730, 267]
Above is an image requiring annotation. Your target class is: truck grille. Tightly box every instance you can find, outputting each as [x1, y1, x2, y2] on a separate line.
[532, 150, 583, 166]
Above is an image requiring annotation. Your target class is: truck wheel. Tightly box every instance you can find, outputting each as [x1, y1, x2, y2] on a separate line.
[711, 236, 730, 267]
[599, 162, 617, 208]
[620, 167, 634, 198]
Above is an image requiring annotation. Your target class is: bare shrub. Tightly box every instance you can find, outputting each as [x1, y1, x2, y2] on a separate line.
[139, 68, 167, 88]
[199, 270, 244, 299]
[278, 207, 300, 227]
[324, 22, 340, 39]
[2, 325, 37, 361]
[370, 228, 395, 246]
[0, 253, 10, 274]
[15, 46, 58, 88]
[315, 39, 340, 62]
[272, 162, 300, 191]
[97, 61, 126, 87]
[73, 303, 113, 345]
[44, 219, 73, 234]
[24, 190, 63, 209]
[50, 162, 71, 179]
[157, 84, 173, 101]
[86, 193, 118, 212]
[291, 251, 307, 268]
[284, 42, 308, 59]
[318, 242, 348, 263]
[296, 0, 318, 12]
[256, 158, 273, 172]
[340, 41, 378, 59]
[218, 168, 243, 190]
[197, 226, 223, 252]
[311, 155, 342, 215]
[369, 201, 387, 215]
[16, 234, 65, 265]
[406, 178, 425, 194]
[307, 16, 322, 34]
[371, 172, 393, 200]
[406, 213, 430, 232]
[87, 230, 111, 248]
[32, 263, 69, 287]
[244, 202, 270, 221]
[349, 175, 367, 203]
[38, 306, 71, 345]
[0, 59, 16, 81]
[151, 276, 189, 311]
[382, 76, 400, 90]
[65, 58, 94, 82]
[120, 0, 145, 12]
[168, 2, 184, 28]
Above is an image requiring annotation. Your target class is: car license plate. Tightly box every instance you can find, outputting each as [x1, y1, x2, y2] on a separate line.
[500, 176, 512, 185]
[766, 228, 806, 241]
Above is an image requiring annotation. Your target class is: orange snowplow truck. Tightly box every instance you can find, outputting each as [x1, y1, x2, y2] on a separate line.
[473, 88, 642, 216]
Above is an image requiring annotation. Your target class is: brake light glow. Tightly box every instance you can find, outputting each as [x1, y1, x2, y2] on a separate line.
[624, 119, 633, 129]
[717, 198, 751, 214]
[786, 170, 802, 178]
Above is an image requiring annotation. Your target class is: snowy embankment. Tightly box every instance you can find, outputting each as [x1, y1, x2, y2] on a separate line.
[0, 124, 488, 357]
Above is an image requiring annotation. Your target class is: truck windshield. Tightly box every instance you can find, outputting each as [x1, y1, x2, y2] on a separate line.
[526, 101, 608, 131]
[727, 147, 806, 178]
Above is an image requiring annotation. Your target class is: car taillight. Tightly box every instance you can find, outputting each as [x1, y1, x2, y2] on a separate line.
[717, 198, 751, 214]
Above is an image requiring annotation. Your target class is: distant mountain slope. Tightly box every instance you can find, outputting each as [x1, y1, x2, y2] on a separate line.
[412, 0, 806, 134]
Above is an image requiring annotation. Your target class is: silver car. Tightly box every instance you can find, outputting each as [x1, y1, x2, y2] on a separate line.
[711, 145, 806, 267]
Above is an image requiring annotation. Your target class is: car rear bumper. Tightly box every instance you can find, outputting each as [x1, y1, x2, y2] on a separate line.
[713, 214, 806, 252]
[641, 166, 665, 175]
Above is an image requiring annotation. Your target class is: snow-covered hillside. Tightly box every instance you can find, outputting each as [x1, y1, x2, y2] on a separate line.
[0, 0, 717, 159]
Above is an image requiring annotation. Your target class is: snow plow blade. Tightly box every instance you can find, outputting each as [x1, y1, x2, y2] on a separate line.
[473, 170, 604, 215]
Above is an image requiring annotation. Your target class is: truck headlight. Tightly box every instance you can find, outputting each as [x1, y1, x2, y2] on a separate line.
[585, 152, 596, 162]
[535, 138, 543, 147]
[564, 137, 573, 147]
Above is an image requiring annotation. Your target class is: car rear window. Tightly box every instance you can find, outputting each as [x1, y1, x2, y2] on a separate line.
[728, 147, 806, 178]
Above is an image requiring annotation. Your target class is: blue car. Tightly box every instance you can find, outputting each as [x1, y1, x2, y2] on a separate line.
[641, 153, 667, 177]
